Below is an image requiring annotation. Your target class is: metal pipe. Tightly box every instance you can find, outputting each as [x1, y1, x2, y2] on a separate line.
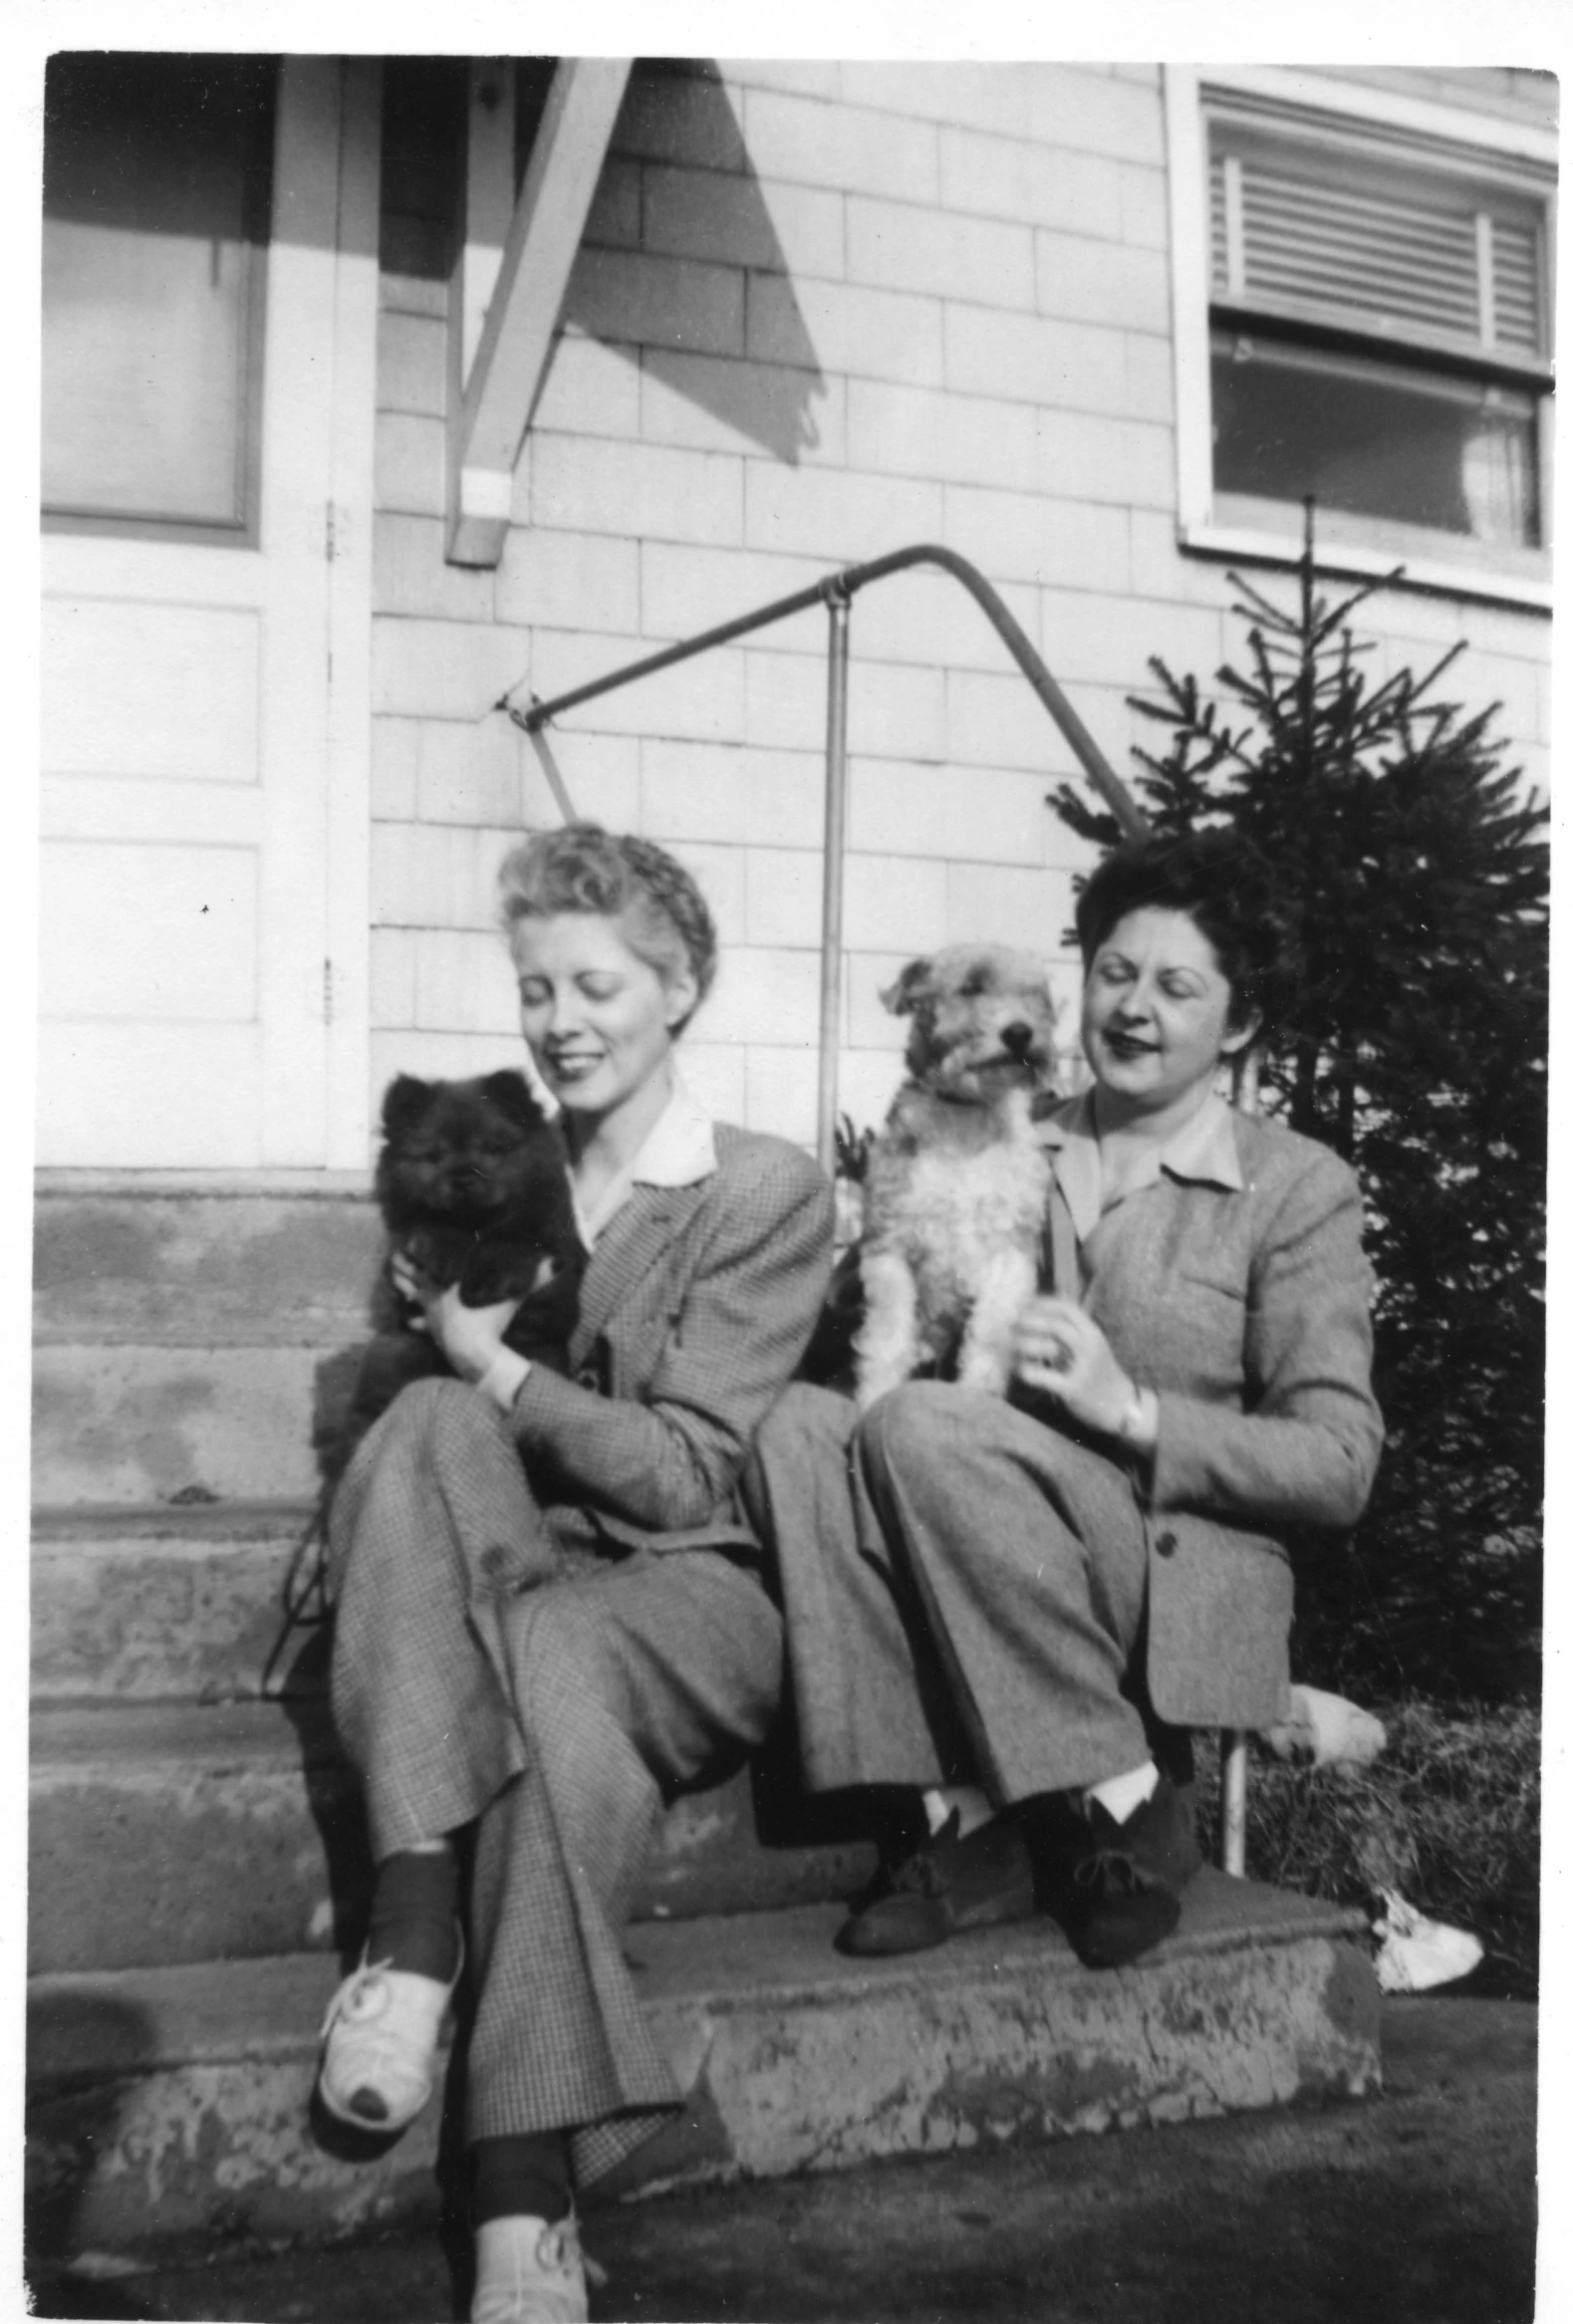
[1219, 1046, 1262, 1873]
[525, 717, 580, 823]
[499, 542, 1148, 841]
[817, 584, 852, 1175]
[1221, 1731, 1249, 1877]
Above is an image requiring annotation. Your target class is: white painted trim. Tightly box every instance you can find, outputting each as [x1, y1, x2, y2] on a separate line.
[257, 59, 341, 1167]
[460, 464, 514, 520]
[1177, 520, 1552, 616]
[1163, 62, 1556, 615]
[323, 57, 382, 1171]
[1165, 68, 1215, 553]
[447, 57, 633, 567]
[1192, 65, 1559, 171]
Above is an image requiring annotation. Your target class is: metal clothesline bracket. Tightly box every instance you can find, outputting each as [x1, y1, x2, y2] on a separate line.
[515, 696, 580, 824]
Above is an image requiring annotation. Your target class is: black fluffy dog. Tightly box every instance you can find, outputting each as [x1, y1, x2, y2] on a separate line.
[328, 1070, 584, 1481]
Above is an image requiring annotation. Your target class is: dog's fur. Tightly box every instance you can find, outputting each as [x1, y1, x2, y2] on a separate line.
[329, 1070, 584, 1480]
[854, 944, 1059, 1410]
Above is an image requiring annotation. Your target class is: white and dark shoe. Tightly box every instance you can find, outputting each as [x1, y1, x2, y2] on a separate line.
[470, 2213, 590, 2324]
[317, 1934, 462, 2132]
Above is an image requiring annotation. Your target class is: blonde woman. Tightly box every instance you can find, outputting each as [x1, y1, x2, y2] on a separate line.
[318, 827, 833, 2324]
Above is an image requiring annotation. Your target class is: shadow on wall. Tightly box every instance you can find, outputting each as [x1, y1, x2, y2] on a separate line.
[559, 60, 827, 465]
[381, 57, 826, 466]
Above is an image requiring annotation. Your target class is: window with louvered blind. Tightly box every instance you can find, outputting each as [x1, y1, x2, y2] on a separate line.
[1199, 103, 1554, 567]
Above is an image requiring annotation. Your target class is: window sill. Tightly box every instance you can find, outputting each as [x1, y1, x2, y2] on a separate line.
[1178, 515, 1551, 615]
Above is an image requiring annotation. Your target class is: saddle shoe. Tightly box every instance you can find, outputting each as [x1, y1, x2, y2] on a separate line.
[317, 1932, 462, 2133]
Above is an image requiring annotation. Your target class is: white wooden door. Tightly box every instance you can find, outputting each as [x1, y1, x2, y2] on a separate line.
[37, 58, 379, 1169]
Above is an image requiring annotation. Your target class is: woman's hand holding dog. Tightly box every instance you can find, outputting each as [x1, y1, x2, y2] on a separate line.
[391, 1252, 521, 1386]
[1013, 1297, 1157, 1452]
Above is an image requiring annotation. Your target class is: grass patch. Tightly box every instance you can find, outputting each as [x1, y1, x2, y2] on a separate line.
[1189, 1698, 1539, 2000]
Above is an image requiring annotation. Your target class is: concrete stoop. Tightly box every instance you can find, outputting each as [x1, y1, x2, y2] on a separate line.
[31, 1503, 321, 1703]
[28, 1697, 879, 1975]
[28, 1182, 1384, 2281]
[33, 1177, 382, 1507]
[26, 1878, 1379, 2263]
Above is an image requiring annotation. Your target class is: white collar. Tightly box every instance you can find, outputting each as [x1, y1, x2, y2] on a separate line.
[574, 1072, 717, 1247]
[1040, 1088, 1242, 1242]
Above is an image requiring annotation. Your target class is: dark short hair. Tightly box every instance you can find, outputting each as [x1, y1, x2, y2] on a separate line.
[497, 824, 717, 1032]
[1074, 830, 1299, 1039]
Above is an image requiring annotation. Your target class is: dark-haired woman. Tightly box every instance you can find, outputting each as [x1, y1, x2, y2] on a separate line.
[317, 826, 832, 2324]
[746, 830, 1383, 1969]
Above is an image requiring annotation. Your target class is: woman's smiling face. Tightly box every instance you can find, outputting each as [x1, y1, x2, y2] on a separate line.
[513, 912, 696, 1123]
[1081, 905, 1253, 1123]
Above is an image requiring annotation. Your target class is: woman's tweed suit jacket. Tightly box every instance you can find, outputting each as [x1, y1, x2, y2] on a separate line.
[510, 1122, 834, 1556]
[1042, 1102, 1384, 1729]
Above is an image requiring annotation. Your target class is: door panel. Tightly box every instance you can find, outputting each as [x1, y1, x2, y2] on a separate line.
[42, 600, 261, 784]
[37, 57, 379, 1169]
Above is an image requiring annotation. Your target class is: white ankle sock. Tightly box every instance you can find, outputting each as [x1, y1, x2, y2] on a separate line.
[921, 1784, 994, 1840]
[1084, 1760, 1160, 1825]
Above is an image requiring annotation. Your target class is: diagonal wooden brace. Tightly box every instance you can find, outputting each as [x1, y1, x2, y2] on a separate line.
[446, 57, 633, 567]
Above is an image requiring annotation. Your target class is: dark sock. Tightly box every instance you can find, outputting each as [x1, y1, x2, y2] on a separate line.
[471, 2132, 572, 2227]
[366, 1847, 460, 1981]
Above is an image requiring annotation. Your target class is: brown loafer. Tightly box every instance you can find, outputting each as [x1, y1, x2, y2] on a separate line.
[837, 1811, 1037, 1956]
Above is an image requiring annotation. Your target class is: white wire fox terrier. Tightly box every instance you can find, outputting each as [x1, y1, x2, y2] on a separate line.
[855, 943, 1060, 1412]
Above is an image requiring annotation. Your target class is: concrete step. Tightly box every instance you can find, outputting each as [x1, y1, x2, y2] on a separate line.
[32, 1502, 320, 1703]
[28, 1698, 879, 1975]
[25, 1878, 1380, 2261]
[33, 1344, 341, 1504]
[34, 1177, 382, 1504]
[34, 1176, 381, 1346]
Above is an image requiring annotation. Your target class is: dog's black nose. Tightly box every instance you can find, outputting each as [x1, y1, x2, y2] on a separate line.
[1001, 1020, 1035, 1057]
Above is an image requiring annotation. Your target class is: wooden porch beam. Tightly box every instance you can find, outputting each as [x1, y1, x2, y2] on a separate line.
[446, 57, 633, 567]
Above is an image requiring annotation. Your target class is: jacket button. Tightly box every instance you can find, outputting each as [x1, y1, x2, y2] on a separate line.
[574, 1365, 600, 1394]
[1155, 1529, 1178, 1558]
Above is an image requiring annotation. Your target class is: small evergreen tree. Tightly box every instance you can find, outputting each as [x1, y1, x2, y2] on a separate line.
[1051, 514, 1547, 1705]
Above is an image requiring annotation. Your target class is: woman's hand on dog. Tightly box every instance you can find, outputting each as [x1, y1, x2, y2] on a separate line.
[1013, 1297, 1141, 1439]
[391, 1252, 521, 1384]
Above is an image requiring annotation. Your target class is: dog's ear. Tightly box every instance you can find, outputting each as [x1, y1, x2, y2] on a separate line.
[478, 1069, 542, 1127]
[381, 1074, 433, 1138]
[881, 957, 934, 1018]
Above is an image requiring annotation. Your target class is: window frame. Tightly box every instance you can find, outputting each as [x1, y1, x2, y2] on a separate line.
[41, 54, 277, 551]
[1164, 64, 1556, 613]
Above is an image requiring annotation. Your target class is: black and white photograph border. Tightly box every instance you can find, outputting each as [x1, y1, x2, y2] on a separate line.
[4, 2, 1567, 2319]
